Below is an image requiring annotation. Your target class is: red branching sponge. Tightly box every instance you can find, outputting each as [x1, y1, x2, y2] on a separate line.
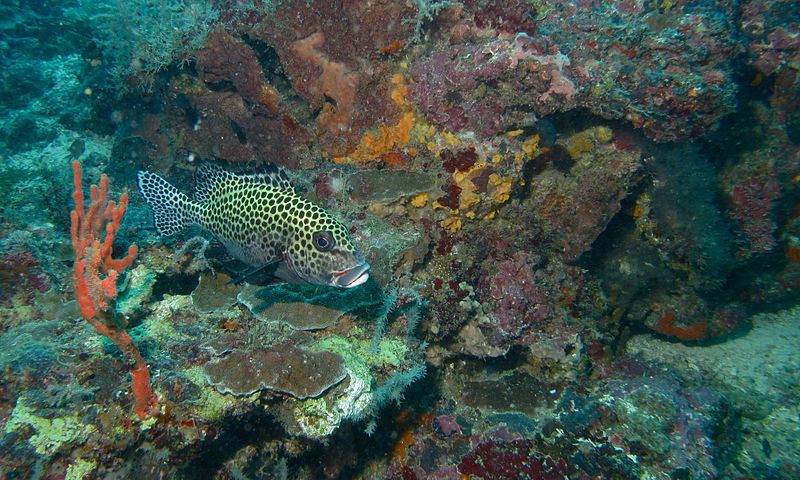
[70, 160, 156, 419]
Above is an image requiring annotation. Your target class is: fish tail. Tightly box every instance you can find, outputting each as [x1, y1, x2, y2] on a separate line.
[137, 171, 199, 236]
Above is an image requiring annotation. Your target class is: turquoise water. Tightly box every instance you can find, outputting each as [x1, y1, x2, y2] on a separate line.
[1, 1, 798, 478]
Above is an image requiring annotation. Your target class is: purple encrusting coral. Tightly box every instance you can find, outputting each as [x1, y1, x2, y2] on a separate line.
[741, 0, 800, 77]
[457, 439, 568, 480]
[479, 252, 551, 348]
[728, 168, 782, 256]
[409, 0, 738, 141]
[0, 250, 50, 305]
[408, 36, 579, 137]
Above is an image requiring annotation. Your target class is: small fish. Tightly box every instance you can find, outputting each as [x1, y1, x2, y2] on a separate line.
[68, 139, 85, 159]
[137, 163, 370, 288]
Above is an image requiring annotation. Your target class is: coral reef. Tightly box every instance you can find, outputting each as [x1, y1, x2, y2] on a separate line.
[408, 37, 577, 137]
[523, 126, 642, 261]
[628, 306, 800, 476]
[474, 251, 552, 353]
[186, 28, 311, 166]
[4, 395, 97, 456]
[1, 0, 800, 478]
[458, 440, 568, 480]
[741, 0, 800, 78]
[726, 164, 782, 256]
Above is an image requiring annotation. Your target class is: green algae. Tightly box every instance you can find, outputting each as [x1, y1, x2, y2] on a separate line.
[4, 396, 96, 455]
[370, 338, 410, 368]
[65, 458, 97, 480]
[349, 169, 435, 203]
[184, 365, 240, 421]
[313, 335, 410, 371]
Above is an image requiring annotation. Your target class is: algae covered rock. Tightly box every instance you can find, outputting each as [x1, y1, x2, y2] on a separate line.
[116, 264, 156, 321]
[4, 395, 97, 456]
[349, 169, 435, 203]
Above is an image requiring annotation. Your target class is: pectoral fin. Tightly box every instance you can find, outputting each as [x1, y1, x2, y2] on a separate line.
[230, 260, 280, 285]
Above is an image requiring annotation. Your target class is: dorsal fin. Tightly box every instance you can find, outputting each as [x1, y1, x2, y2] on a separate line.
[194, 163, 229, 204]
[194, 162, 294, 203]
[239, 163, 295, 192]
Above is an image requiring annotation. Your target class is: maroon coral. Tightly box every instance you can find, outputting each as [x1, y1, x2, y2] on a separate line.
[728, 168, 781, 256]
[0, 250, 50, 306]
[196, 29, 271, 106]
[408, 37, 578, 137]
[458, 439, 568, 480]
[184, 29, 310, 167]
[740, 1, 800, 76]
[527, 144, 642, 261]
[411, 0, 738, 142]
[288, 31, 359, 148]
[473, 0, 538, 36]
[441, 148, 478, 174]
[204, 342, 347, 399]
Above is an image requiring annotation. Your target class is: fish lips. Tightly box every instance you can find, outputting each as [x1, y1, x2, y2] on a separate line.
[331, 262, 370, 288]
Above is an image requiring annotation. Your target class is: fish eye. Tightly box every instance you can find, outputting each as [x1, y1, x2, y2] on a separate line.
[312, 231, 335, 252]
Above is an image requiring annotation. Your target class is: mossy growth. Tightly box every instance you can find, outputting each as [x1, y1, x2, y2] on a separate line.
[291, 336, 400, 437]
[5, 395, 97, 455]
[563, 126, 614, 160]
[66, 458, 97, 480]
[291, 365, 374, 437]
[131, 294, 191, 345]
[293, 397, 337, 438]
[312, 337, 370, 384]
[313, 336, 410, 372]
[183, 365, 240, 421]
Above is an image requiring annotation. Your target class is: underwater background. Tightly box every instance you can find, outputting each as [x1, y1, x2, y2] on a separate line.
[1, 0, 799, 478]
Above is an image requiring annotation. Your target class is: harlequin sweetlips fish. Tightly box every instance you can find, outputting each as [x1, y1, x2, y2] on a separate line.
[137, 163, 370, 288]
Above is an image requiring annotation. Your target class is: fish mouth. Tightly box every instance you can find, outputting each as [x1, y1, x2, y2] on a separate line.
[332, 262, 370, 288]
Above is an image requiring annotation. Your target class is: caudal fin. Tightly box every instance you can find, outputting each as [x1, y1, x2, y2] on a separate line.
[137, 171, 197, 236]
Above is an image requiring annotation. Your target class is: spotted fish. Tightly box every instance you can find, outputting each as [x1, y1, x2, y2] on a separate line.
[137, 163, 370, 288]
